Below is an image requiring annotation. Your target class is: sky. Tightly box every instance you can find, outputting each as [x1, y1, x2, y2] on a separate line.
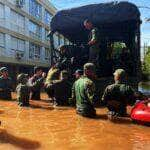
[50, 0, 150, 46]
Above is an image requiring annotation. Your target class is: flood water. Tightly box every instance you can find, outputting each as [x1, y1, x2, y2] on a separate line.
[0, 89, 150, 149]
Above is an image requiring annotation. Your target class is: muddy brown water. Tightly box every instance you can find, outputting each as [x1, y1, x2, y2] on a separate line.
[0, 93, 150, 150]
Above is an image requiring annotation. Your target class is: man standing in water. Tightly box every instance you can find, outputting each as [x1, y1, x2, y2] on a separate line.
[0, 67, 12, 100]
[72, 63, 96, 117]
[102, 69, 137, 119]
[84, 19, 100, 66]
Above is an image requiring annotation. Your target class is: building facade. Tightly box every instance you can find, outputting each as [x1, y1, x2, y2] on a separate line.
[0, 0, 68, 77]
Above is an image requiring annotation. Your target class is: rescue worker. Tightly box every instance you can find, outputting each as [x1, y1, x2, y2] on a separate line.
[45, 64, 60, 98]
[73, 69, 83, 80]
[47, 70, 72, 106]
[102, 69, 136, 119]
[0, 67, 12, 100]
[16, 73, 30, 107]
[84, 19, 100, 66]
[28, 66, 46, 100]
[72, 63, 96, 117]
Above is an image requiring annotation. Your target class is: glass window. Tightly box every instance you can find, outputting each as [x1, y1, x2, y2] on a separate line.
[29, 0, 42, 20]
[0, 33, 5, 47]
[45, 29, 50, 42]
[0, 3, 4, 19]
[45, 48, 50, 61]
[11, 36, 25, 51]
[10, 10, 25, 33]
[29, 43, 41, 60]
[29, 21, 42, 39]
[45, 10, 52, 25]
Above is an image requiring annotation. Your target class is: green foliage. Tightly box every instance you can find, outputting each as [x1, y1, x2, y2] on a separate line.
[142, 47, 150, 78]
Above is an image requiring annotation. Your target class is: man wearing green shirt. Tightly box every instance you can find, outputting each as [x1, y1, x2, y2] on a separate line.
[72, 63, 96, 117]
[84, 19, 100, 65]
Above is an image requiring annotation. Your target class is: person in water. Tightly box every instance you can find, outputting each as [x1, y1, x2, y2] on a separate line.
[16, 73, 30, 107]
[72, 63, 96, 117]
[102, 69, 137, 119]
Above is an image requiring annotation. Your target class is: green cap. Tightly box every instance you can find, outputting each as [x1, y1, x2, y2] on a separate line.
[0, 67, 8, 73]
[113, 69, 126, 78]
[17, 73, 28, 82]
[84, 63, 95, 72]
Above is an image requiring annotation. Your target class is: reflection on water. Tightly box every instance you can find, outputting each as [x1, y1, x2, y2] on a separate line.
[0, 93, 150, 150]
[138, 81, 150, 95]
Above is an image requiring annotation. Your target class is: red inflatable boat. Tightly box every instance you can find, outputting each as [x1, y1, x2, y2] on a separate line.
[131, 100, 150, 124]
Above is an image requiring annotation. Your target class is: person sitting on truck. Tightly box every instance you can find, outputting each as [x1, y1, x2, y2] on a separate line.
[84, 19, 100, 66]
[102, 69, 137, 119]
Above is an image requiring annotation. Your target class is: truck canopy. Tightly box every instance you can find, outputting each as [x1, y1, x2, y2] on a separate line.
[50, 1, 140, 44]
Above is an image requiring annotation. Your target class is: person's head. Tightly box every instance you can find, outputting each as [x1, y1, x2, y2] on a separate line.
[0, 67, 9, 78]
[60, 70, 69, 80]
[58, 45, 67, 55]
[113, 69, 126, 82]
[84, 19, 93, 30]
[34, 66, 43, 76]
[17, 73, 28, 84]
[84, 63, 96, 79]
[73, 69, 83, 79]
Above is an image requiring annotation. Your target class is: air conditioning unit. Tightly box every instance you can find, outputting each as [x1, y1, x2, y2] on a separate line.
[15, 52, 24, 60]
[16, 0, 25, 8]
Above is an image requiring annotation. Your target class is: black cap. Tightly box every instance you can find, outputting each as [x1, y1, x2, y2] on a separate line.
[73, 69, 83, 75]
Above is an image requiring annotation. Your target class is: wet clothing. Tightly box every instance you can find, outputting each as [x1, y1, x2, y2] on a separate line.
[16, 84, 30, 107]
[102, 81, 135, 116]
[47, 79, 72, 106]
[88, 27, 100, 64]
[0, 76, 12, 100]
[45, 68, 60, 98]
[72, 76, 96, 117]
[28, 75, 45, 100]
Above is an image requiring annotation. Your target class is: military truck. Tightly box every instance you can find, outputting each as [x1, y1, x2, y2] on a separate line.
[48, 1, 142, 98]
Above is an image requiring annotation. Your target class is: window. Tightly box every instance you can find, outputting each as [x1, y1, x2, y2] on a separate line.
[11, 36, 25, 51]
[53, 34, 59, 48]
[0, 3, 4, 19]
[45, 48, 50, 61]
[45, 10, 52, 25]
[29, 0, 42, 20]
[29, 21, 42, 39]
[0, 33, 5, 48]
[10, 10, 25, 33]
[45, 29, 50, 42]
[29, 43, 41, 60]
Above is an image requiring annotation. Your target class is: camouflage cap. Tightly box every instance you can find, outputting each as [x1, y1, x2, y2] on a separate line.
[113, 69, 126, 78]
[17, 73, 28, 82]
[84, 63, 96, 72]
[0, 67, 8, 73]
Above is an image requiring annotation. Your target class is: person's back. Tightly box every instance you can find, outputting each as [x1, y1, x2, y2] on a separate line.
[102, 69, 135, 118]
[72, 63, 96, 117]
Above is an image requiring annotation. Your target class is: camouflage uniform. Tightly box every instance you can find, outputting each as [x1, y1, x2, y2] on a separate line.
[0, 67, 12, 100]
[88, 27, 100, 64]
[102, 69, 136, 117]
[72, 75, 96, 117]
[47, 71, 71, 106]
[16, 74, 30, 107]
[28, 75, 45, 100]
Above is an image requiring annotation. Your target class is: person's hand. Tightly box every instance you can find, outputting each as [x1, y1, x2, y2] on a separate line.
[42, 72, 46, 78]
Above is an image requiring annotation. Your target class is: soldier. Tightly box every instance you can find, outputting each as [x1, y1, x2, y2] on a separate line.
[72, 63, 96, 117]
[0, 67, 12, 100]
[47, 70, 71, 106]
[84, 19, 100, 65]
[28, 66, 46, 100]
[102, 69, 137, 119]
[16, 73, 30, 107]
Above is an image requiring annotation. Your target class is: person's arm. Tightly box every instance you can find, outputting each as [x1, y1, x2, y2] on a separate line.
[85, 80, 95, 103]
[88, 28, 99, 45]
[101, 86, 111, 105]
